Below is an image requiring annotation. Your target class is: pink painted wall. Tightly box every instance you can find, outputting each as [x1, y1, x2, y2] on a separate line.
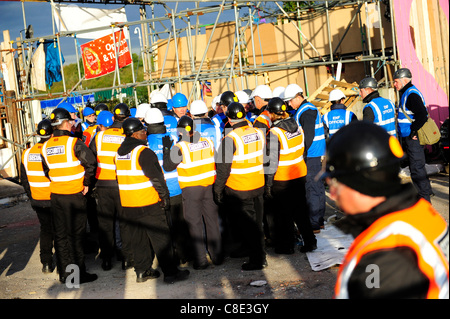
[393, 0, 449, 126]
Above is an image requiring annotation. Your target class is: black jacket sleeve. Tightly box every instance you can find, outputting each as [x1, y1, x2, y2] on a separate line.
[363, 107, 375, 122]
[406, 93, 429, 132]
[347, 247, 429, 299]
[214, 136, 235, 194]
[20, 162, 32, 200]
[162, 145, 182, 172]
[139, 148, 170, 200]
[264, 131, 280, 188]
[299, 109, 317, 155]
[74, 139, 97, 186]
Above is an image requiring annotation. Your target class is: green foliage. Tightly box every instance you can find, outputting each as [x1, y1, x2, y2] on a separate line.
[282, 1, 317, 13]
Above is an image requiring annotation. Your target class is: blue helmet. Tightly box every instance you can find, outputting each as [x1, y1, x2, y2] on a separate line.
[130, 107, 137, 118]
[83, 107, 95, 116]
[96, 111, 114, 127]
[172, 93, 188, 108]
[167, 99, 174, 111]
[59, 102, 77, 113]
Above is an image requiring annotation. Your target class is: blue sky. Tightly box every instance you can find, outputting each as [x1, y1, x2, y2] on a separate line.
[0, 1, 239, 65]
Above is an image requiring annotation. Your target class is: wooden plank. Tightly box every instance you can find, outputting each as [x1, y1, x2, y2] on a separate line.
[307, 76, 334, 101]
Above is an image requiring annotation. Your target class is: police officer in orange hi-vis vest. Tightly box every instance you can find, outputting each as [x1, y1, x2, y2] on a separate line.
[41, 108, 98, 284]
[89, 106, 133, 272]
[115, 117, 190, 284]
[214, 102, 267, 271]
[20, 119, 55, 274]
[264, 98, 317, 255]
[162, 115, 223, 270]
[320, 121, 449, 299]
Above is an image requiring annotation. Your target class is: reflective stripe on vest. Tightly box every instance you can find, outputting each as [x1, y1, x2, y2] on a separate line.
[95, 128, 125, 180]
[175, 137, 216, 188]
[115, 145, 160, 207]
[334, 199, 449, 299]
[254, 110, 272, 129]
[323, 109, 353, 137]
[398, 85, 426, 137]
[22, 145, 51, 200]
[42, 136, 85, 194]
[226, 127, 265, 191]
[366, 97, 397, 136]
[271, 126, 307, 181]
[295, 102, 325, 157]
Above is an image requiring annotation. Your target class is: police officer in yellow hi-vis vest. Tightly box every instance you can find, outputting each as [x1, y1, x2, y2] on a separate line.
[264, 98, 317, 255]
[41, 108, 98, 284]
[162, 115, 222, 270]
[214, 102, 267, 271]
[21, 119, 55, 274]
[321, 121, 448, 299]
[115, 117, 190, 284]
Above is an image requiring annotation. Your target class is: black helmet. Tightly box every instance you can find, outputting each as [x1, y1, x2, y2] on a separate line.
[393, 68, 412, 79]
[220, 91, 239, 107]
[50, 108, 71, 126]
[94, 103, 109, 115]
[359, 77, 378, 89]
[37, 119, 53, 137]
[267, 97, 287, 114]
[113, 103, 131, 117]
[226, 102, 246, 121]
[122, 117, 145, 136]
[177, 115, 195, 134]
[324, 121, 405, 196]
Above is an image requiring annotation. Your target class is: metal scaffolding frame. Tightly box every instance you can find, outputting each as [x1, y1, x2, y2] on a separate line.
[1, 0, 398, 177]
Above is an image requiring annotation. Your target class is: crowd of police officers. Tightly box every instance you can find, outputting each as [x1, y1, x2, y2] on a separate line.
[20, 68, 435, 287]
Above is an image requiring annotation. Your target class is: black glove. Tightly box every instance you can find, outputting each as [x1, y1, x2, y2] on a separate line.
[213, 191, 223, 205]
[162, 136, 173, 151]
[409, 130, 418, 139]
[264, 186, 273, 199]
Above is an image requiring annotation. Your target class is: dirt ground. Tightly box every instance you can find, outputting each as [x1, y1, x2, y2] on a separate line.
[0, 173, 448, 304]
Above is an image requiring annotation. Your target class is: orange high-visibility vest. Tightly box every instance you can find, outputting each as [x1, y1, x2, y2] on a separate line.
[83, 125, 98, 147]
[21, 144, 51, 200]
[334, 199, 449, 299]
[270, 126, 307, 181]
[225, 126, 265, 191]
[253, 109, 272, 130]
[115, 145, 160, 207]
[95, 128, 125, 180]
[175, 137, 216, 189]
[42, 135, 85, 195]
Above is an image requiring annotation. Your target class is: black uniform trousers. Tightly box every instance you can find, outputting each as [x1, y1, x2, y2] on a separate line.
[266, 177, 316, 250]
[123, 203, 179, 276]
[51, 192, 88, 274]
[181, 185, 222, 265]
[167, 194, 194, 263]
[224, 193, 266, 265]
[33, 205, 54, 265]
[96, 186, 133, 262]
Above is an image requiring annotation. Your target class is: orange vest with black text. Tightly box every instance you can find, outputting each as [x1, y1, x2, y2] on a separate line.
[225, 126, 265, 191]
[95, 128, 125, 181]
[115, 145, 160, 207]
[270, 126, 307, 181]
[175, 137, 216, 189]
[334, 199, 449, 299]
[41, 135, 85, 195]
[21, 144, 51, 200]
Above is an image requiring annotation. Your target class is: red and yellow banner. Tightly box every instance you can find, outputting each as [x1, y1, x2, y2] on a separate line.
[81, 30, 132, 79]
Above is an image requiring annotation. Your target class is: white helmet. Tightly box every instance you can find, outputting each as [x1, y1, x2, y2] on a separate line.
[135, 103, 151, 118]
[190, 100, 208, 115]
[211, 95, 221, 111]
[250, 84, 273, 100]
[328, 89, 346, 102]
[272, 86, 285, 98]
[150, 92, 168, 104]
[144, 108, 164, 124]
[283, 84, 303, 101]
[235, 90, 250, 104]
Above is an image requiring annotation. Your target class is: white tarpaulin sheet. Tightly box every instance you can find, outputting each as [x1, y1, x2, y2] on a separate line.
[52, 4, 129, 40]
[306, 224, 354, 271]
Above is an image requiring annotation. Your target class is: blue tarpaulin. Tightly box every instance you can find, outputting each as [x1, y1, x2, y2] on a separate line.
[43, 40, 64, 88]
[40, 94, 95, 109]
